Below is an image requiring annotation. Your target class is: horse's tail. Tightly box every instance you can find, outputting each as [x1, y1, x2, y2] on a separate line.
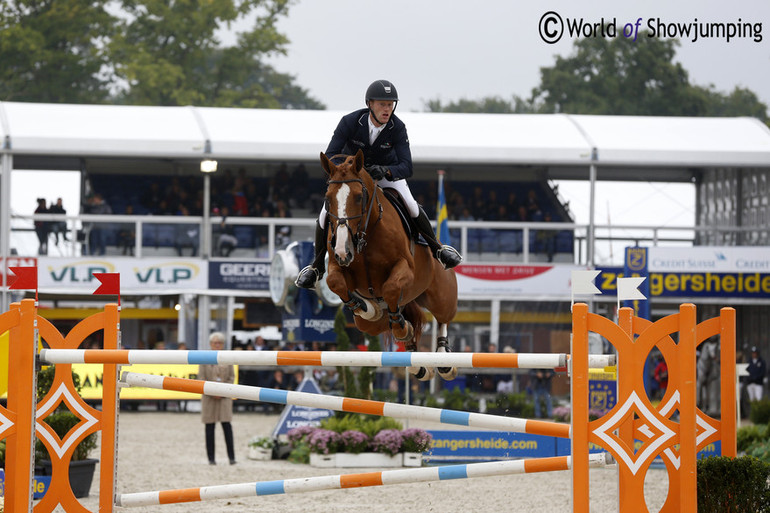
[403, 301, 425, 346]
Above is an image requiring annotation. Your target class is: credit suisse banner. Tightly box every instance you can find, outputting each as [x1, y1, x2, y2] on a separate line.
[601, 246, 770, 299]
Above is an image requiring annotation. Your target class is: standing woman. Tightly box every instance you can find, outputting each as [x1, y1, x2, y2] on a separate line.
[199, 332, 236, 465]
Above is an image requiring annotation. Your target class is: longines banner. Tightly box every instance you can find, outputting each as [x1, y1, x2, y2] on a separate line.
[37, 257, 208, 292]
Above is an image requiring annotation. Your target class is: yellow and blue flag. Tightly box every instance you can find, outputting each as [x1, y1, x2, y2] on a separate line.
[436, 171, 450, 245]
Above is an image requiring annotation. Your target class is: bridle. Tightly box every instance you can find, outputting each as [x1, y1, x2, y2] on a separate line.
[326, 176, 382, 253]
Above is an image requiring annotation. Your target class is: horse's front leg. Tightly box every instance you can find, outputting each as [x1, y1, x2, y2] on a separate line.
[381, 258, 414, 341]
[326, 266, 382, 322]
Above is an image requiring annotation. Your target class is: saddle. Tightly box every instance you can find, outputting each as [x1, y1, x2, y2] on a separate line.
[381, 188, 428, 246]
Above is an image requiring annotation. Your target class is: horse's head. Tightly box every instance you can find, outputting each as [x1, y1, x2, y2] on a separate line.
[320, 150, 377, 267]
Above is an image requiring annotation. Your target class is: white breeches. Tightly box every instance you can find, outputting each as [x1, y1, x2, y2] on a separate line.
[319, 178, 419, 226]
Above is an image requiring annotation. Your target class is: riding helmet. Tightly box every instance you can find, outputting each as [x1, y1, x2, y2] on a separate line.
[365, 80, 399, 104]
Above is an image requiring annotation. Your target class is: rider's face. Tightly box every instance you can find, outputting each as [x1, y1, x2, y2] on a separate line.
[368, 100, 394, 126]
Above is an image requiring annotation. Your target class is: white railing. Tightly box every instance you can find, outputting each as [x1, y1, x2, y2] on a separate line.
[12, 212, 766, 266]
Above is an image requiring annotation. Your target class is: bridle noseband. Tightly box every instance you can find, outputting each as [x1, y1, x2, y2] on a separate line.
[326, 177, 381, 253]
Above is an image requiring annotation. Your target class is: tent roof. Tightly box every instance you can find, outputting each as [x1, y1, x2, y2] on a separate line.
[2, 101, 769, 168]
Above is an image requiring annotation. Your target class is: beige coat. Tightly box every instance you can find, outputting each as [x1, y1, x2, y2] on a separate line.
[198, 364, 235, 424]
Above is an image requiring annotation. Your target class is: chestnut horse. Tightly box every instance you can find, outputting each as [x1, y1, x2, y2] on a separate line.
[320, 150, 458, 381]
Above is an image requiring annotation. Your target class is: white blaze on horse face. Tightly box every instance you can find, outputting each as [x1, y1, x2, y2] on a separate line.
[335, 184, 351, 261]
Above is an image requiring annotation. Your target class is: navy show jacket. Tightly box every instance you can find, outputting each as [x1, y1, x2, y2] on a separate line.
[324, 109, 413, 181]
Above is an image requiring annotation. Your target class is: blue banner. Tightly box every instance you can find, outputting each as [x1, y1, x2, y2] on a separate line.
[623, 246, 650, 319]
[272, 378, 334, 437]
[208, 260, 270, 290]
[425, 431, 557, 461]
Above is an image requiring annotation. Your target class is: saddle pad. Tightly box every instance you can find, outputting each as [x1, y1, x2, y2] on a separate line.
[382, 188, 428, 246]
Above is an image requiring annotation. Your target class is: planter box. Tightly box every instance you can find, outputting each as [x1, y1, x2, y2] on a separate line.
[310, 452, 404, 468]
[37, 458, 98, 498]
[247, 446, 273, 461]
[402, 452, 423, 467]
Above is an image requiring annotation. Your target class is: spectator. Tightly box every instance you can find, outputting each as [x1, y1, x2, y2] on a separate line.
[141, 182, 163, 214]
[34, 197, 50, 255]
[526, 188, 542, 220]
[505, 191, 520, 216]
[215, 206, 238, 257]
[746, 346, 767, 402]
[49, 197, 69, 245]
[273, 200, 293, 248]
[174, 204, 199, 256]
[290, 163, 310, 208]
[117, 205, 136, 256]
[199, 332, 236, 465]
[697, 339, 720, 416]
[529, 368, 554, 419]
[87, 193, 112, 256]
[536, 211, 557, 262]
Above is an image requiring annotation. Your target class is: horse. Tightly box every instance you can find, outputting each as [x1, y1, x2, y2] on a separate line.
[320, 150, 458, 381]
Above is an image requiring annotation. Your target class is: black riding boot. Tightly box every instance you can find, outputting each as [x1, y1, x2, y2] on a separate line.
[413, 207, 463, 269]
[296, 221, 327, 288]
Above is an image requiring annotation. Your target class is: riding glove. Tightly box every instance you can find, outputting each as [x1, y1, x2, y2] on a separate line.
[367, 165, 388, 181]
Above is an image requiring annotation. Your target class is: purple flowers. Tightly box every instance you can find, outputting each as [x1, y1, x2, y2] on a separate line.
[340, 430, 371, 454]
[307, 429, 342, 455]
[400, 428, 433, 453]
[370, 429, 403, 456]
[287, 425, 316, 445]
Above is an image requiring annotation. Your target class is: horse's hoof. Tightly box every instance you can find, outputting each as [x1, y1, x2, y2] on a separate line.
[408, 366, 435, 381]
[394, 321, 414, 342]
[437, 367, 458, 381]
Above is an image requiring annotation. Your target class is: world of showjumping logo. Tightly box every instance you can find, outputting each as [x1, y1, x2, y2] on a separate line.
[539, 12, 763, 44]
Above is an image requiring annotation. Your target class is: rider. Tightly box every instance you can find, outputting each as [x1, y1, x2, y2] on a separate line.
[295, 79, 463, 289]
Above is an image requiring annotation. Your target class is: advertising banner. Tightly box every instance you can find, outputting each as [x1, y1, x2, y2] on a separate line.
[454, 264, 576, 297]
[209, 260, 271, 290]
[69, 363, 210, 400]
[37, 257, 207, 293]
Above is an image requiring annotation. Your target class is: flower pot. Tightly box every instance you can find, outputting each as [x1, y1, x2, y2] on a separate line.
[247, 446, 273, 461]
[37, 459, 98, 498]
[402, 452, 423, 467]
[309, 453, 337, 468]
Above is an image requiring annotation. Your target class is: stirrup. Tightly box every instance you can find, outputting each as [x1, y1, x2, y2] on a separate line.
[295, 265, 320, 289]
[436, 245, 463, 269]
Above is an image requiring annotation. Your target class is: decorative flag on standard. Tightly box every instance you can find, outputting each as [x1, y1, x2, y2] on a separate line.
[436, 170, 450, 245]
[9, 266, 37, 290]
[92, 273, 120, 296]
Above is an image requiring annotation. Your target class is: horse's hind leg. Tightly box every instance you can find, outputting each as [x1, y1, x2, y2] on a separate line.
[436, 323, 458, 381]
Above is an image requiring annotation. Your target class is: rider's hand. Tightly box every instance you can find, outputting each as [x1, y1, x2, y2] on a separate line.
[367, 165, 388, 181]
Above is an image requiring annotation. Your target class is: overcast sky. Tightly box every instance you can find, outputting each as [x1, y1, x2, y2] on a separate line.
[253, 0, 770, 262]
[262, 0, 770, 112]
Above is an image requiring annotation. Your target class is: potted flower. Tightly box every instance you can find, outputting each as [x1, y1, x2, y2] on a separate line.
[247, 436, 275, 461]
[306, 429, 342, 467]
[400, 428, 432, 467]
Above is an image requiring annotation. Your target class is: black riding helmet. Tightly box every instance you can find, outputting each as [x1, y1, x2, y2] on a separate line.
[365, 80, 398, 124]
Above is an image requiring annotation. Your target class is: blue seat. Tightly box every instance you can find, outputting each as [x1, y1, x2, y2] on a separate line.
[498, 231, 521, 253]
[480, 229, 498, 253]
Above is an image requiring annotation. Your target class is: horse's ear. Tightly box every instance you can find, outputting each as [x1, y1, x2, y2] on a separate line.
[354, 149, 364, 172]
[320, 152, 332, 176]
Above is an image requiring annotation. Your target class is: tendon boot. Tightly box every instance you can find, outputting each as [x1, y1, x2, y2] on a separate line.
[295, 221, 328, 288]
[413, 207, 463, 269]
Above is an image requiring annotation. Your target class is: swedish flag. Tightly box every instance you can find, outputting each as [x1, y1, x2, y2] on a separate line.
[436, 171, 450, 245]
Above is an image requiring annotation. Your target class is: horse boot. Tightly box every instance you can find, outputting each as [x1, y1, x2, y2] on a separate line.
[412, 207, 463, 269]
[295, 221, 328, 289]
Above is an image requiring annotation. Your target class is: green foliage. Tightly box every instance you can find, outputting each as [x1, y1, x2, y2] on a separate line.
[0, 438, 5, 467]
[1, 0, 324, 109]
[490, 392, 535, 418]
[357, 333, 380, 400]
[319, 414, 403, 437]
[441, 387, 480, 412]
[697, 456, 770, 512]
[287, 442, 310, 464]
[248, 436, 276, 449]
[749, 399, 770, 425]
[36, 365, 98, 462]
[737, 424, 768, 452]
[0, 0, 116, 103]
[426, 30, 767, 123]
[745, 440, 770, 464]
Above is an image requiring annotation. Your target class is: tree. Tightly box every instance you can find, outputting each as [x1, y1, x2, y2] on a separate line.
[424, 31, 767, 123]
[110, 0, 323, 108]
[0, 0, 116, 103]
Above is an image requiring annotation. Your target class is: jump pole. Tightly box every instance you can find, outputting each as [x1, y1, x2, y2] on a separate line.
[39, 348, 615, 370]
[121, 372, 570, 438]
[117, 453, 612, 508]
